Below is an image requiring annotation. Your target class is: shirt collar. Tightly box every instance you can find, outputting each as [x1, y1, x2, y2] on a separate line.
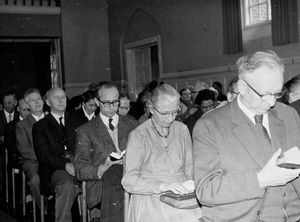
[99, 112, 119, 129]
[32, 113, 45, 122]
[51, 112, 65, 125]
[237, 95, 269, 128]
[82, 106, 94, 121]
[4, 109, 14, 120]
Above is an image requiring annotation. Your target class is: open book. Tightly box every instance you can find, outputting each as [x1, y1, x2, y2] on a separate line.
[182, 180, 195, 193]
[277, 147, 300, 169]
[109, 150, 126, 161]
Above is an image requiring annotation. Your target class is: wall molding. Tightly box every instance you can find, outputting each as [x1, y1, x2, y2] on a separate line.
[0, 5, 60, 14]
[162, 55, 300, 80]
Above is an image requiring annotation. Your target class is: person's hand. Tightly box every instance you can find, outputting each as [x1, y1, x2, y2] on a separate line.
[257, 148, 300, 188]
[160, 182, 189, 195]
[65, 163, 75, 176]
[97, 156, 122, 178]
[104, 156, 122, 169]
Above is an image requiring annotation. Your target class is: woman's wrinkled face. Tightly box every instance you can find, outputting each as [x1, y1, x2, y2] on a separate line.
[150, 95, 179, 128]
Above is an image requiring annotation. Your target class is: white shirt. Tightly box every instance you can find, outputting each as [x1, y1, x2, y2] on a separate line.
[32, 113, 45, 122]
[100, 113, 120, 153]
[82, 106, 95, 121]
[51, 112, 65, 126]
[237, 95, 271, 137]
[99, 113, 119, 130]
[4, 109, 14, 123]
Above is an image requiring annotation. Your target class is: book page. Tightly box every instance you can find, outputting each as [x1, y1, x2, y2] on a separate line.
[276, 147, 300, 167]
[182, 180, 195, 193]
[109, 150, 126, 160]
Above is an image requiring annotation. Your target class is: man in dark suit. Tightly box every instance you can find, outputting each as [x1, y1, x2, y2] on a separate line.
[67, 90, 98, 152]
[16, 88, 45, 209]
[32, 87, 78, 222]
[75, 82, 137, 222]
[193, 51, 300, 221]
[0, 92, 19, 143]
[5, 98, 30, 162]
[0, 91, 19, 194]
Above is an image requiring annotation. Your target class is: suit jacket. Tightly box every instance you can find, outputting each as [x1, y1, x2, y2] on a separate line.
[193, 99, 300, 222]
[4, 117, 21, 166]
[32, 113, 72, 190]
[67, 108, 95, 153]
[16, 114, 38, 160]
[74, 115, 137, 208]
[290, 99, 300, 117]
[0, 110, 19, 137]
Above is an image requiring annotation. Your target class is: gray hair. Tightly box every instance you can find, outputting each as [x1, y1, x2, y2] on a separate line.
[236, 50, 284, 79]
[147, 84, 179, 107]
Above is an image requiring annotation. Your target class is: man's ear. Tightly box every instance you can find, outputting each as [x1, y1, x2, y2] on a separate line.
[148, 104, 154, 115]
[46, 99, 50, 107]
[237, 80, 247, 95]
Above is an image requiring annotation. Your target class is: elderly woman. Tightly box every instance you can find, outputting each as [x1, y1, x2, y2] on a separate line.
[122, 84, 201, 222]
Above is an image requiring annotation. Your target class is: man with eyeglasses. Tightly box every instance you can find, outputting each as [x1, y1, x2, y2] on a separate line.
[193, 50, 300, 222]
[74, 82, 137, 222]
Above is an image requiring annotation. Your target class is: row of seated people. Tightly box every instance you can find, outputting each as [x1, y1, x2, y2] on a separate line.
[0, 83, 138, 222]
[0, 77, 238, 222]
[3, 50, 300, 222]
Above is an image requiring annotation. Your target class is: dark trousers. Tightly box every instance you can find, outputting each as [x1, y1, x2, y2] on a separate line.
[22, 159, 41, 208]
[50, 170, 78, 222]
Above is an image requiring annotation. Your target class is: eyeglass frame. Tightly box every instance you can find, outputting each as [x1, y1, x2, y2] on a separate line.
[243, 80, 286, 99]
[152, 106, 181, 118]
[119, 106, 131, 110]
[98, 98, 120, 107]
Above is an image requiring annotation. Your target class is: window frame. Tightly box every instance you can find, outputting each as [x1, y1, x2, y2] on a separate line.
[242, 0, 272, 28]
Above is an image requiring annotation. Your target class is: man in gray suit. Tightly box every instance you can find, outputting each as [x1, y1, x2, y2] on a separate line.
[16, 88, 45, 208]
[75, 82, 137, 222]
[193, 51, 300, 222]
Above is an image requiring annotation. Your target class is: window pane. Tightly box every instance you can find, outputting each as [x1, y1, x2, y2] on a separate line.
[248, 0, 269, 25]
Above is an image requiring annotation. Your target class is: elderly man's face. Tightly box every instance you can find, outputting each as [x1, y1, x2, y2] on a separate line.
[239, 66, 283, 115]
[3, 95, 17, 113]
[46, 88, 67, 114]
[26, 92, 44, 114]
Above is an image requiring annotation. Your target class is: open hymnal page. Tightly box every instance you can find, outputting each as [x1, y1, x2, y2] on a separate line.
[109, 150, 126, 161]
[277, 147, 300, 169]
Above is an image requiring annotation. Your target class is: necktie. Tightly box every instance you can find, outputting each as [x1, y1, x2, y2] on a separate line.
[59, 117, 66, 132]
[109, 118, 114, 131]
[8, 113, 12, 122]
[59, 117, 68, 151]
[254, 115, 272, 148]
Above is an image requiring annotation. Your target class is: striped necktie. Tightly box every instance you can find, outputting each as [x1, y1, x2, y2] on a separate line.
[109, 118, 114, 131]
[254, 115, 272, 148]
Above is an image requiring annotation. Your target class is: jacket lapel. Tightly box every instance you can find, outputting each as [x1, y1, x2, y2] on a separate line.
[231, 100, 270, 168]
[268, 108, 287, 152]
[28, 114, 37, 126]
[48, 114, 65, 137]
[94, 116, 116, 152]
[79, 108, 89, 123]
